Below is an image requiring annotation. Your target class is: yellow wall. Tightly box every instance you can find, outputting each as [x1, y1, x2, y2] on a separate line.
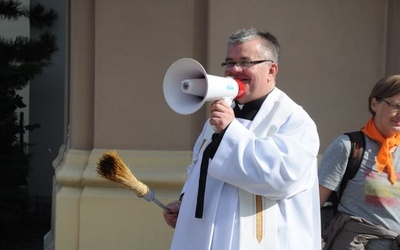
[52, 149, 189, 250]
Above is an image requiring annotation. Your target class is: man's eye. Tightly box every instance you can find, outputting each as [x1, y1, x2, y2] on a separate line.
[239, 61, 250, 67]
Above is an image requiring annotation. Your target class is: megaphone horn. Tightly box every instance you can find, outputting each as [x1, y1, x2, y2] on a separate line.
[163, 58, 245, 115]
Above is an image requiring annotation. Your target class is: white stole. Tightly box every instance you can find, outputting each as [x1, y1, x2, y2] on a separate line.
[239, 89, 296, 249]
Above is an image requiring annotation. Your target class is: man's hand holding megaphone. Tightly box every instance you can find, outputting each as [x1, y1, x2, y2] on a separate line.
[208, 99, 237, 133]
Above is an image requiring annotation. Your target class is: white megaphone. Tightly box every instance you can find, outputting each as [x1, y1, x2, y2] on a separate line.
[163, 58, 246, 115]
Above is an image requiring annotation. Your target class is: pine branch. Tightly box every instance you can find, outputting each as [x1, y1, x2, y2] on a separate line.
[29, 4, 58, 29]
[0, 33, 57, 64]
[0, 62, 49, 91]
[0, 1, 57, 30]
[0, 0, 29, 20]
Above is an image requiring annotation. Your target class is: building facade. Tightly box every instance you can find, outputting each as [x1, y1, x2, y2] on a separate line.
[24, 0, 400, 249]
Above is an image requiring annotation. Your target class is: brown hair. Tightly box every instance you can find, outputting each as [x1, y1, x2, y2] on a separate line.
[368, 75, 400, 115]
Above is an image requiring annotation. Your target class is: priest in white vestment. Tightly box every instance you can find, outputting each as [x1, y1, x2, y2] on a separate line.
[163, 28, 321, 250]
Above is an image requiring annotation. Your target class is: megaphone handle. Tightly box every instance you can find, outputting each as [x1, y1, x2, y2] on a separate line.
[210, 97, 234, 132]
[223, 97, 234, 106]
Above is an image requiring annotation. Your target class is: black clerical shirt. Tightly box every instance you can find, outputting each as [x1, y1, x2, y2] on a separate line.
[195, 94, 268, 218]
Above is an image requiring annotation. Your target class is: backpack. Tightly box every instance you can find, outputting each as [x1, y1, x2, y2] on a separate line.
[321, 131, 366, 229]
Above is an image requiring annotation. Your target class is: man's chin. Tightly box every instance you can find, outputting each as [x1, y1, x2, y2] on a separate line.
[235, 96, 247, 104]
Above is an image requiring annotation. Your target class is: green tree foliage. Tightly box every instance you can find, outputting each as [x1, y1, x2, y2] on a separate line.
[0, 0, 57, 243]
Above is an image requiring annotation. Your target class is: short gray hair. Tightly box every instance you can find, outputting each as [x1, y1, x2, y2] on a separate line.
[228, 28, 280, 64]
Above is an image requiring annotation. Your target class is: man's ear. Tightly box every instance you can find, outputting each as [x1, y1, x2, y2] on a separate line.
[269, 63, 278, 77]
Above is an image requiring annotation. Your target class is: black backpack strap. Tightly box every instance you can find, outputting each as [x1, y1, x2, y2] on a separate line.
[338, 131, 365, 204]
[330, 131, 365, 214]
[322, 131, 366, 229]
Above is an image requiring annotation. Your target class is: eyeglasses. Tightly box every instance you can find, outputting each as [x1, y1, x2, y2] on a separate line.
[221, 59, 273, 69]
[376, 98, 400, 111]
